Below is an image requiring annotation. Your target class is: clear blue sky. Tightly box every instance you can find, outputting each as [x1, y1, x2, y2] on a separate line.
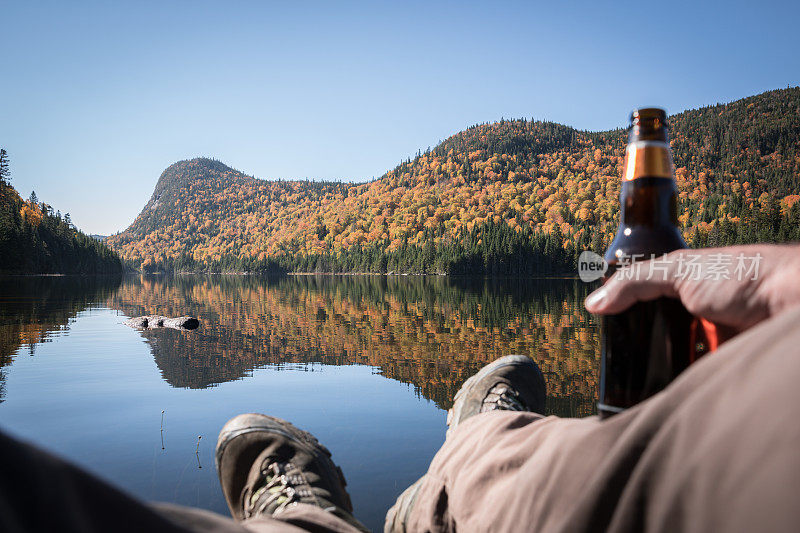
[1, 0, 798, 235]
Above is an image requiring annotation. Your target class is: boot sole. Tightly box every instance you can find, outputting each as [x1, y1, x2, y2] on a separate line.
[215, 414, 333, 467]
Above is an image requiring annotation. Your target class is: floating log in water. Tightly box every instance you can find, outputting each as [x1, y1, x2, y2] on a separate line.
[124, 315, 200, 330]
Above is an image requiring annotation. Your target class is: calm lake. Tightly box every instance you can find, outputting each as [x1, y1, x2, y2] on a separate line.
[0, 274, 598, 531]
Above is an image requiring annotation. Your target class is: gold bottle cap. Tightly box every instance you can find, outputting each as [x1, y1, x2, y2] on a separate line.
[630, 108, 668, 142]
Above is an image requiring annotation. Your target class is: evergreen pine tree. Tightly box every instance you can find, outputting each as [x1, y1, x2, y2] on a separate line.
[0, 149, 9, 185]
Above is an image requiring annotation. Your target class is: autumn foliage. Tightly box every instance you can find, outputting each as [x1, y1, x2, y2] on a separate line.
[107, 88, 800, 273]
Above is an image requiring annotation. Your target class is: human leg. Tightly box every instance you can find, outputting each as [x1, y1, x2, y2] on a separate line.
[385, 354, 547, 532]
[0, 428, 215, 533]
[390, 306, 800, 532]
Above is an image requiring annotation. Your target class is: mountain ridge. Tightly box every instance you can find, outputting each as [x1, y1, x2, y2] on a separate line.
[108, 87, 800, 274]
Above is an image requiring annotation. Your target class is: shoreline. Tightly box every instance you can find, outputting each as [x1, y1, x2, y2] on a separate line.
[137, 271, 581, 280]
[1, 271, 581, 280]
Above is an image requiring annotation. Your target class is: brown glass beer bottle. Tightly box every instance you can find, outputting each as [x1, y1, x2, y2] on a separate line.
[598, 108, 705, 418]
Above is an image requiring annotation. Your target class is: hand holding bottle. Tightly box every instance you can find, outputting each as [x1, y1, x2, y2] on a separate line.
[586, 244, 800, 335]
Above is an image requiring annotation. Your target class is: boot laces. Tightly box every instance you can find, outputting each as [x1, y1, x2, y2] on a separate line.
[245, 461, 305, 518]
[481, 383, 527, 413]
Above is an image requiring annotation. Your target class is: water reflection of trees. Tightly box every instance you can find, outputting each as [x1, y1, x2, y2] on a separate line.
[110, 275, 600, 417]
[0, 276, 122, 402]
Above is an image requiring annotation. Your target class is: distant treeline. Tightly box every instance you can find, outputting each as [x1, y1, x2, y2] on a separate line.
[143, 221, 578, 275]
[0, 150, 123, 274]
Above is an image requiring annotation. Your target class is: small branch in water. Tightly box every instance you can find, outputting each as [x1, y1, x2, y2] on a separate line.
[160, 410, 166, 450]
[196, 435, 203, 469]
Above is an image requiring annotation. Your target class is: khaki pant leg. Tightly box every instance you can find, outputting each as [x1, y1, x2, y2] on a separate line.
[406, 306, 800, 532]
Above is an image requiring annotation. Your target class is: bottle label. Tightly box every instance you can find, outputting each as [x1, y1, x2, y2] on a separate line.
[622, 140, 674, 181]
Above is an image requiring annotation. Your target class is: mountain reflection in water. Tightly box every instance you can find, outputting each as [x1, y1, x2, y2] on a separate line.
[108, 275, 600, 417]
[0, 275, 599, 416]
[0, 275, 122, 402]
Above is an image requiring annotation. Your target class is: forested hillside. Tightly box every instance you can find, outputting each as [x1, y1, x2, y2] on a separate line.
[0, 150, 123, 274]
[107, 87, 800, 274]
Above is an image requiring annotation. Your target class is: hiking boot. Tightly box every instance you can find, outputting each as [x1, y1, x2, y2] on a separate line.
[446, 354, 546, 439]
[386, 355, 546, 532]
[215, 413, 367, 531]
